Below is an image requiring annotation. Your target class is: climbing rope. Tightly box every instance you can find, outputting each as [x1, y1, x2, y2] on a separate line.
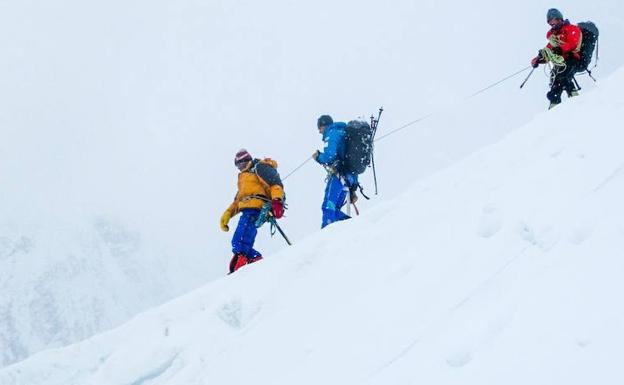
[374, 112, 435, 143]
[283, 66, 533, 180]
[283, 156, 313, 181]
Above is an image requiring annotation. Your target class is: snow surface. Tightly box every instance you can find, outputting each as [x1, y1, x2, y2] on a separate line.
[2, 64, 624, 385]
[2, 0, 624, 369]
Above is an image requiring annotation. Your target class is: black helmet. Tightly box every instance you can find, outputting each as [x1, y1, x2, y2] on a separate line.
[547, 8, 563, 23]
[317, 115, 333, 128]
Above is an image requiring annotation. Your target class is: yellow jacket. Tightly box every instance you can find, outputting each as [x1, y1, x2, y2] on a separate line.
[225, 158, 285, 217]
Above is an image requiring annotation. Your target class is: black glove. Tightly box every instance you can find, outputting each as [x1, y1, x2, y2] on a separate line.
[312, 150, 321, 163]
[551, 46, 562, 55]
[531, 50, 547, 68]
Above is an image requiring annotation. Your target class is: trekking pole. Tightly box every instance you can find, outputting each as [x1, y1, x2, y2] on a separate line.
[371, 106, 383, 138]
[269, 216, 292, 246]
[371, 155, 379, 195]
[594, 37, 599, 69]
[370, 106, 383, 195]
[520, 67, 536, 89]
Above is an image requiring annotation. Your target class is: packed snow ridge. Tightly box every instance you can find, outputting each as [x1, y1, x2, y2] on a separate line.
[3, 68, 624, 384]
[5, 0, 624, 370]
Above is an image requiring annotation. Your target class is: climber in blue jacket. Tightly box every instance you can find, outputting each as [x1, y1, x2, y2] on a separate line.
[313, 115, 359, 229]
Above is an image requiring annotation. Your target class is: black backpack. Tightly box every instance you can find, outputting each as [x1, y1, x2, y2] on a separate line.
[341, 120, 373, 175]
[577, 21, 599, 70]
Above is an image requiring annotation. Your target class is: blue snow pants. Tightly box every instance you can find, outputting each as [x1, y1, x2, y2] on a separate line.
[232, 209, 262, 258]
[321, 174, 351, 229]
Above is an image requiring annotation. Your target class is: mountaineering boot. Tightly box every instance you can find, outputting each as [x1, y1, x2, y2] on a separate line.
[248, 255, 263, 264]
[566, 87, 580, 98]
[229, 253, 249, 274]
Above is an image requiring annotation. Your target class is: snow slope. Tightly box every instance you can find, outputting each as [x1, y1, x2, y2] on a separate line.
[2, 66, 623, 385]
[3, 0, 624, 368]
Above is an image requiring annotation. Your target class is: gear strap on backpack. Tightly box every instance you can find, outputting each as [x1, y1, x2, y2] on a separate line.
[356, 184, 370, 200]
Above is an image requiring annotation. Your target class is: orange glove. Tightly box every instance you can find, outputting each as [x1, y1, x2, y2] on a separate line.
[220, 210, 231, 232]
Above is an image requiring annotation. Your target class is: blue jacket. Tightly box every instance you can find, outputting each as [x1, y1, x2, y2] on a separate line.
[317, 122, 347, 166]
[317, 122, 358, 186]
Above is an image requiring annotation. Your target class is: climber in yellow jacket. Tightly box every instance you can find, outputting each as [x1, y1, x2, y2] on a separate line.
[220, 149, 285, 273]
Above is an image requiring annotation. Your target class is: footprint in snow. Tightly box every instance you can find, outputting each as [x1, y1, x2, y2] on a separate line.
[446, 351, 472, 368]
[477, 205, 503, 238]
[517, 222, 537, 245]
[517, 222, 561, 251]
[568, 222, 594, 245]
[535, 226, 560, 251]
[217, 299, 261, 330]
[217, 299, 243, 329]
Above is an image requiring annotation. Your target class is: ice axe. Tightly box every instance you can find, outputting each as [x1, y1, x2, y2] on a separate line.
[255, 199, 292, 246]
[268, 216, 291, 246]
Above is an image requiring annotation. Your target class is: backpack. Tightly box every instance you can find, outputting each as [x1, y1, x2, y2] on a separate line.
[577, 21, 599, 70]
[341, 120, 373, 175]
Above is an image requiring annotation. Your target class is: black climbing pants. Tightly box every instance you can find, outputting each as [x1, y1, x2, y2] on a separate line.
[547, 57, 582, 104]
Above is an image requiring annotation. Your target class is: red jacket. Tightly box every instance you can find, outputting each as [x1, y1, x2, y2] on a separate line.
[546, 21, 582, 60]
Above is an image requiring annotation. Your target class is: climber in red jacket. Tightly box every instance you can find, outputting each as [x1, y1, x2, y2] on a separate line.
[531, 8, 583, 109]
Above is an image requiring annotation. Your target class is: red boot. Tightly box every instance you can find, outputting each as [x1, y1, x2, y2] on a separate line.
[248, 255, 263, 264]
[229, 253, 249, 274]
